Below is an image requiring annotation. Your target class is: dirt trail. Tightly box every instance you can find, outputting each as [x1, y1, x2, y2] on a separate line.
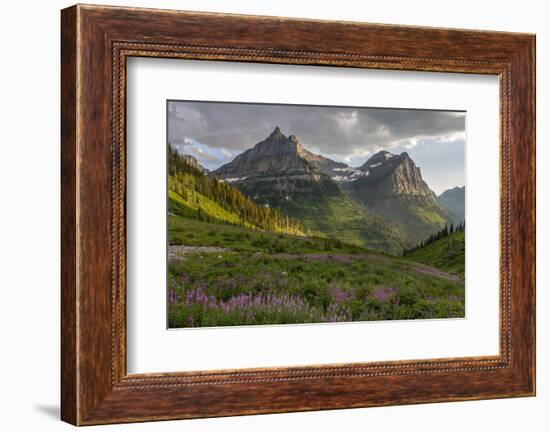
[409, 262, 461, 282]
[169, 245, 227, 261]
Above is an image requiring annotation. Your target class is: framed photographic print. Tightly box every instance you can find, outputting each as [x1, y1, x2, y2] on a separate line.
[61, 4, 536, 425]
[164, 101, 467, 329]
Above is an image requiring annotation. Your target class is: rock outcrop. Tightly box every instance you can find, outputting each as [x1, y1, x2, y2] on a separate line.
[211, 127, 339, 204]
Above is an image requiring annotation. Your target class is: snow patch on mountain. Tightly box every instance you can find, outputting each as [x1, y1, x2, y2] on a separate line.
[332, 175, 353, 182]
[222, 177, 247, 183]
[332, 169, 369, 182]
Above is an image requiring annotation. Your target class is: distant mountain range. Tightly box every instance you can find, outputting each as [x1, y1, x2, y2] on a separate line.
[190, 127, 464, 254]
[438, 186, 465, 222]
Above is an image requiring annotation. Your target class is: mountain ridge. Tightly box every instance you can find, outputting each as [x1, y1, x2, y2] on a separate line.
[344, 149, 452, 246]
[208, 127, 459, 252]
[212, 126, 340, 205]
[438, 186, 465, 222]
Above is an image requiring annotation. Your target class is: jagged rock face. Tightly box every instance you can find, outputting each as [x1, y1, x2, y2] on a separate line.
[359, 150, 395, 168]
[345, 150, 451, 244]
[213, 127, 319, 178]
[353, 151, 435, 199]
[299, 147, 348, 177]
[211, 127, 339, 204]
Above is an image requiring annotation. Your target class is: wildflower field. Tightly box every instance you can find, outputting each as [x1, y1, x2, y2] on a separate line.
[167, 216, 465, 328]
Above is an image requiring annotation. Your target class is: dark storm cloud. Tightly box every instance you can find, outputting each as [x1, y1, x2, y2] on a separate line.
[167, 101, 466, 192]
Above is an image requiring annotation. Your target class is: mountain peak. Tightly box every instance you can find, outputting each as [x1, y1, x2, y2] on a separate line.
[212, 129, 341, 203]
[212, 128, 349, 193]
[266, 127, 298, 146]
[261, 127, 303, 155]
[360, 150, 398, 169]
[352, 149, 435, 198]
[212, 129, 319, 180]
[269, 126, 282, 137]
[264, 126, 288, 144]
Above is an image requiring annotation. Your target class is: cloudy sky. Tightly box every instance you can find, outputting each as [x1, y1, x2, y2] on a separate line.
[168, 100, 465, 194]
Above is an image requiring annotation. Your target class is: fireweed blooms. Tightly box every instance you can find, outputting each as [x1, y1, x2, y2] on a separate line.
[371, 286, 397, 303]
[328, 285, 352, 302]
[168, 289, 179, 305]
[167, 246, 464, 327]
[169, 285, 352, 326]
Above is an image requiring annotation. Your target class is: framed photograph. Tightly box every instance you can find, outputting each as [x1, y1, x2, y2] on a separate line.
[61, 4, 535, 425]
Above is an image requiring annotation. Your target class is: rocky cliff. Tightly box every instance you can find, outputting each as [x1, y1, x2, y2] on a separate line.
[211, 127, 340, 204]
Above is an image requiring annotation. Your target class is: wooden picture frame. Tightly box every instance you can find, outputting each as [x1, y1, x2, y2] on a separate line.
[61, 4, 535, 425]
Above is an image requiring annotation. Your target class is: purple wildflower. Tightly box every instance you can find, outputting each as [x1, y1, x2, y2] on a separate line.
[168, 289, 179, 305]
[325, 303, 352, 322]
[371, 287, 397, 303]
[329, 286, 351, 302]
[175, 285, 357, 324]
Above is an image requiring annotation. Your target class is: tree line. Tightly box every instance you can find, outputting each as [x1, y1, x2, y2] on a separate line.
[402, 221, 465, 256]
[168, 144, 305, 235]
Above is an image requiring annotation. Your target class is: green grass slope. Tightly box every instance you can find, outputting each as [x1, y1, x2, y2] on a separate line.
[344, 191, 451, 249]
[404, 230, 465, 280]
[277, 193, 405, 255]
[168, 144, 305, 236]
[168, 214, 465, 328]
[169, 189, 245, 226]
[168, 214, 367, 254]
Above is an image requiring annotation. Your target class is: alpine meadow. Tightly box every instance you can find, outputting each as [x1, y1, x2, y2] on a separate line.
[167, 101, 466, 328]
